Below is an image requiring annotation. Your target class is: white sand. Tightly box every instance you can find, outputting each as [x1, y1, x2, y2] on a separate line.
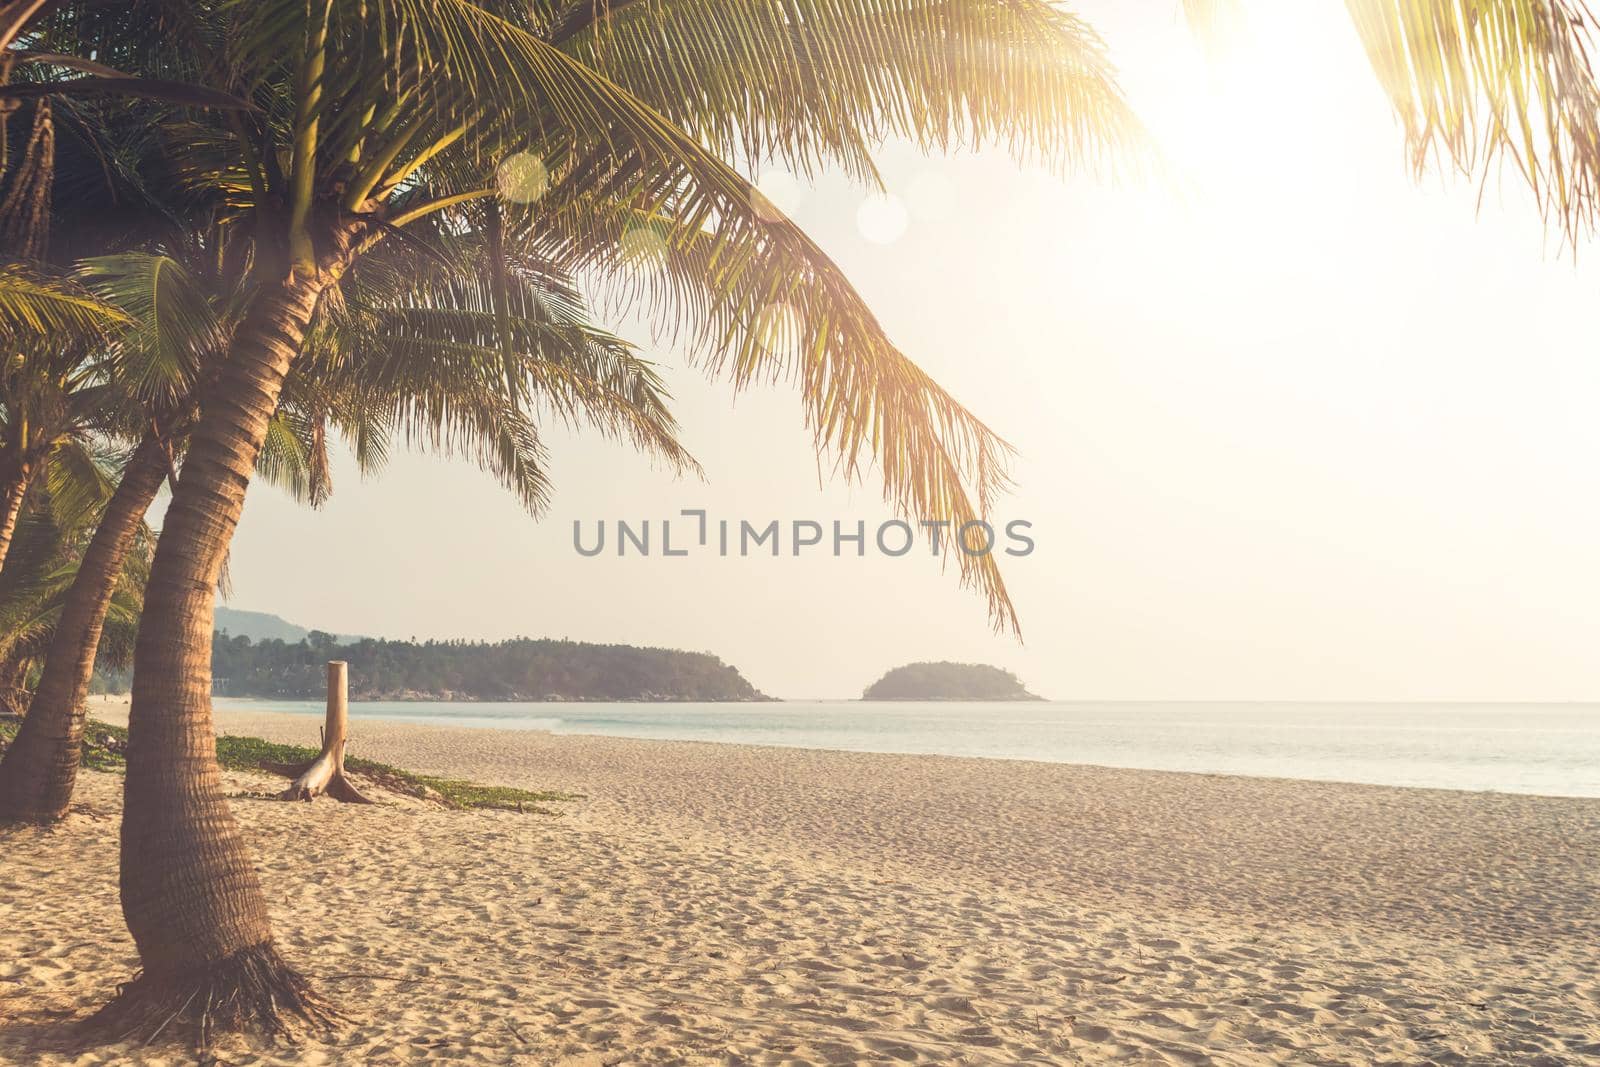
[2, 697, 1598, 1064]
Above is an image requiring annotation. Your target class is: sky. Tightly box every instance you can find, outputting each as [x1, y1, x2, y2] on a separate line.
[221, 1, 1600, 701]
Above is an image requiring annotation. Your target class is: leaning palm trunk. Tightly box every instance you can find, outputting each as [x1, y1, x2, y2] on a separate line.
[0, 434, 166, 822]
[91, 276, 339, 1040]
[0, 472, 30, 573]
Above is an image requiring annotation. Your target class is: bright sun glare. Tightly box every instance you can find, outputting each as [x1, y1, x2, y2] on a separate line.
[1097, 4, 1399, 281]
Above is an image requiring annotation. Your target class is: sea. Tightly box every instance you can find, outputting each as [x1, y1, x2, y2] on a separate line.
[212, 698, 1600, 798]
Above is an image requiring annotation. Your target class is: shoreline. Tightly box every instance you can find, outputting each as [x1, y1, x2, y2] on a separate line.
[98, 695, 1600, 801]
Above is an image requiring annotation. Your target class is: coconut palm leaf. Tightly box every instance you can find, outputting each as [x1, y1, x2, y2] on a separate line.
[289, 266, 699, 513]
[310, 244, 700, 482]
[72, 229, 700, 516]
[1348, 0, 1600, 236]
[549, 0, 1144, 181]
[0, 76, 251, 110]
[0, 474, 150, 677]
[78, 252, 222, 407]
[0, 512, 75, 666]
[1, 1, 250, 109]
[256, 408, 316, 504]
[515, 174, 1019, 625]
[0, 262, 124, 341]
[39, 432, 115, 532]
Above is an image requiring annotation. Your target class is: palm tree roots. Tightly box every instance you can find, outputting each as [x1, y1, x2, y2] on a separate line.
[81, 942, 339, 1050]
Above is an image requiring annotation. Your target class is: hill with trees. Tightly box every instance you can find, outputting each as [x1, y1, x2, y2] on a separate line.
[210, 632, 769, 703]
[215, 607, 365, 645]
[863, 662, 1041, 701]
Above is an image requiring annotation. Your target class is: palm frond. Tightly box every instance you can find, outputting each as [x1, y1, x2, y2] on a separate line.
[310, 247, 701, 481]
[0, 471, 152, 673]
[524, 171, 1019, 630]
[0, 263, 125, 342]
[79, 252, 222, 407]
[0, 511, 79, 667]
[40, 434, 116, 534]
[553, 0, 1148, 181]
[0, 76, 252, 110]
[1182, 0, 1242, 55]
[1344, 0, 1600, 236]
[256, 410, 316, 505]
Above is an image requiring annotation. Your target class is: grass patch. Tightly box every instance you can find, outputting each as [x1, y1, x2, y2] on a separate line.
[1, 716, 575, 814]
[80, 719, 130, 772]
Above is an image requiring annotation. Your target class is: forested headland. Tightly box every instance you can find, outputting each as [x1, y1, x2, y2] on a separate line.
[208, 632, 770, 702]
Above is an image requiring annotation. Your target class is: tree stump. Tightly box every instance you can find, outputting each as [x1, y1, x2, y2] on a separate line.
[267, 661, 373, 803]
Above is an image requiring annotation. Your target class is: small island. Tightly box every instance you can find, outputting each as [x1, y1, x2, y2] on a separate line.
[862, 662, 1042, 701]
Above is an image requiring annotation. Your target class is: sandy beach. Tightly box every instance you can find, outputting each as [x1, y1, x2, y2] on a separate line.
[3, 698, 1598, 1065]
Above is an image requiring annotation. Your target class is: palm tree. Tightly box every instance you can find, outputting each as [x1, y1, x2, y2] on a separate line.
[71, 0, 1139, 1040]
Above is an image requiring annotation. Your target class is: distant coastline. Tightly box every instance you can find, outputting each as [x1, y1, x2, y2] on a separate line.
[207, 617, 771, 703]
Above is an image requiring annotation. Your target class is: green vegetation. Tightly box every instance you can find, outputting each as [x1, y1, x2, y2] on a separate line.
[0, 716, 573, 814]
[863, 662, 1041, 702]
[211, 631, 769, 702]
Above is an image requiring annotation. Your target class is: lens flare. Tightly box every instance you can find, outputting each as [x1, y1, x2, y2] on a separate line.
[619, 221, 669, 265]
[496, 152, 549, 204]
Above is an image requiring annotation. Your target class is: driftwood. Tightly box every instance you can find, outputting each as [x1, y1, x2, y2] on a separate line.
[263, 661, 373, 803]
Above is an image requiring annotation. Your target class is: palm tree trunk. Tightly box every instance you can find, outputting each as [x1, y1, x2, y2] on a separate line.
[90, 276, 338, 1042]
[0, 471, 30, 574]
[0, 434, 167, 823]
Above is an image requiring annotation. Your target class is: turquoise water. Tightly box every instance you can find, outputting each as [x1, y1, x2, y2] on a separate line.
[213, 698, 1600, 798]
